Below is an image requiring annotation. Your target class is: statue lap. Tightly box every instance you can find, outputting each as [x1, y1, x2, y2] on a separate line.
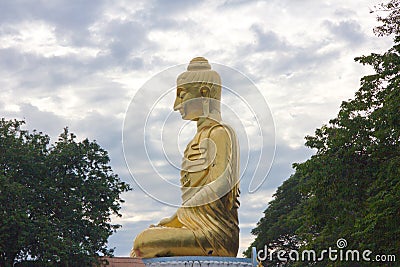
[133, 226, 209, 257]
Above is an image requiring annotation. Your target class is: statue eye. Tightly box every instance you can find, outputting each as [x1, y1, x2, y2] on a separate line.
[179, 91, 187, 99]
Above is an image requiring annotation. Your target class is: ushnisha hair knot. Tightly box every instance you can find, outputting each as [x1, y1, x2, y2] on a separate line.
[187, 57, 212, 71]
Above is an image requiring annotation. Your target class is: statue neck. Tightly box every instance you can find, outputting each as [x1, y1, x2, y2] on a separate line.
[197, 116, 221, 132]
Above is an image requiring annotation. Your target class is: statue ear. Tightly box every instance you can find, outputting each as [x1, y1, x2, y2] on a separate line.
[200, 86, 210, 97]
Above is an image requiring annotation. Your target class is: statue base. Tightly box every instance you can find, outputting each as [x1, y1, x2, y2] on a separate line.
[100, 256, 257, 267]
[142, 256, 255, 267]
[101, 248, 259, 266]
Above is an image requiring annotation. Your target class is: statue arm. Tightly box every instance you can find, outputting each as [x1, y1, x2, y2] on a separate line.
[182, 126, 236, 207]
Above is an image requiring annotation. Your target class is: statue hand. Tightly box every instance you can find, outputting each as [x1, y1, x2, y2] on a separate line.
[157, 217, 173, 226]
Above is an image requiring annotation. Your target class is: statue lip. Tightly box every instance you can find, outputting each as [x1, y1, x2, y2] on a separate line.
[178, 107, 185, 117]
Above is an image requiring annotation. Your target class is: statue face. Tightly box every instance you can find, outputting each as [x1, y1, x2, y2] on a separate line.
[173, 83, 203, 121]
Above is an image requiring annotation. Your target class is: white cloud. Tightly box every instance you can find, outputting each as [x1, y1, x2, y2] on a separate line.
[0, 20, 99, 58]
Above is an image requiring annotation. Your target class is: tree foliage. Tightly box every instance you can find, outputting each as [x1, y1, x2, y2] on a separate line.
[246, 1, 399, 265]
[243, 173, 309, 265]
[0, 119, 131, 267]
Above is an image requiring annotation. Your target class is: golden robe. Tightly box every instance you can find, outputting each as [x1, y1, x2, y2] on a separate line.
[132, 120, 239, 257]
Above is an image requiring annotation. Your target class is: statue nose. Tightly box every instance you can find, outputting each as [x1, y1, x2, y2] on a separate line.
[174, 104, 182, 111]
[174, 98, 182, 111]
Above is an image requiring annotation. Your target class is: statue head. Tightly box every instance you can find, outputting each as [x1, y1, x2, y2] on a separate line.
[174, 57, 222, 121]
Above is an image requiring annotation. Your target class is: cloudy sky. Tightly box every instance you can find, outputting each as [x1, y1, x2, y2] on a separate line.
[0, 0, 393, 257]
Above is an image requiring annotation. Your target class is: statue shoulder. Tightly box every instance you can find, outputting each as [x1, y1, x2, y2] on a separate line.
[207, 124, 236, 144]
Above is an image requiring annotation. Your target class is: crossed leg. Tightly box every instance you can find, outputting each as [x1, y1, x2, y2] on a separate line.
[131, 227, 209, 258]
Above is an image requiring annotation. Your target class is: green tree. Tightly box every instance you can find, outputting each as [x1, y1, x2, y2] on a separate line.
[243, 172, 310, 265]
[247, 0, 399, 266]
[0, 119, 131, 267]
[351, 0, 400, 258]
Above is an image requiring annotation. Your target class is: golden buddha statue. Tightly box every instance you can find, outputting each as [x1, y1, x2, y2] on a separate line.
[131, 57, 240, 258]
